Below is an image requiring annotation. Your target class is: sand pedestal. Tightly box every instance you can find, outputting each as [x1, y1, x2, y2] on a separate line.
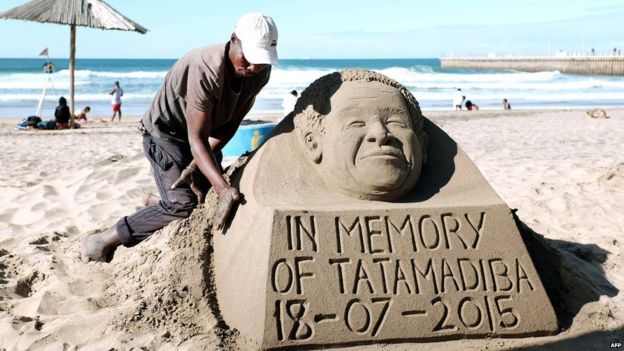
[213, 116, 558, 349]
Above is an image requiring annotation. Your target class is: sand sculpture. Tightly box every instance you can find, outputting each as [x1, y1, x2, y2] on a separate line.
[212, 69, 558, 349]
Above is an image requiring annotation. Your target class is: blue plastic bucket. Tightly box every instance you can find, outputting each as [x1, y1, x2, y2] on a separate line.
[221, 123, 275, 157]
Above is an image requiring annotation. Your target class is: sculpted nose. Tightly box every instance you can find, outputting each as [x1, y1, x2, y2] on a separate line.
[366, 121, 390, 146]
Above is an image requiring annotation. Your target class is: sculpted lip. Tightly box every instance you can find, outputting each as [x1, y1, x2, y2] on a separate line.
[360, 148, 404, 161]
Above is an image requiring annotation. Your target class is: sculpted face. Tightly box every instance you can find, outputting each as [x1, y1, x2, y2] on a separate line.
[305, 81, 426, 200]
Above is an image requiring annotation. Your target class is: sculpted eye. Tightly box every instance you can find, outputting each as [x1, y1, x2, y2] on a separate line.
[386, 118, 407, 127]
[347, 120, 365, 128]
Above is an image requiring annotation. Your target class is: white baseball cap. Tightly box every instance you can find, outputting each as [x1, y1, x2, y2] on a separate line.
[234, 13, 279, 65]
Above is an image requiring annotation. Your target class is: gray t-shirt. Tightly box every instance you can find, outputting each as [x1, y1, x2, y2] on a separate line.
[142, 43, 270, 144]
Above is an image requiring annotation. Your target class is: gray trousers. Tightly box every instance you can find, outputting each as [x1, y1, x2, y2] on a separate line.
[116, 134, 213, 247]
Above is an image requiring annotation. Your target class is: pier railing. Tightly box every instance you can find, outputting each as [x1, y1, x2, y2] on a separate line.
[440, 56, 624, 76]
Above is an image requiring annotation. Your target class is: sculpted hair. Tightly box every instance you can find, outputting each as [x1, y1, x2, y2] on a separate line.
[293, 69, 424, 136]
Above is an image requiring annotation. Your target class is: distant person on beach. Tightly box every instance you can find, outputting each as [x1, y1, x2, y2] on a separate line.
[82, 13, 279, 262]
[109, 81, 124, 122]
[465, 100, 479, 111]
[452, 88, 465, 110]
[54, 96, 71, 129]
[75, 106, 91, 122]
[282, 89, 298, 115]
[503, 98, 511, 110]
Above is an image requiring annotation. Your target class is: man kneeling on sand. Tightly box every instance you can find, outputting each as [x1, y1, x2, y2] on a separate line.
[81, 13, 279, 262]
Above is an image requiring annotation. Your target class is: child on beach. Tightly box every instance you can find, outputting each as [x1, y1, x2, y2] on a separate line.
[465, 100, 479, 111]
[75, 106, 91, 122]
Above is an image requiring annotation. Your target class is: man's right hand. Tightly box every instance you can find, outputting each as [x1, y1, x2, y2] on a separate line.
[215, 186, 240, 230]
[170, 164, 195, 190]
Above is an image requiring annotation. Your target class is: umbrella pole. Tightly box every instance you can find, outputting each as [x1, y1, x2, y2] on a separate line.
[69, 24, 76, 128]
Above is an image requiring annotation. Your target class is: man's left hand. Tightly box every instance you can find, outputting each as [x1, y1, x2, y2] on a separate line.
[215, 186, 240, 230]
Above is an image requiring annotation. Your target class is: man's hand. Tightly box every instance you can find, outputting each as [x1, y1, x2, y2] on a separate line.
[215, 186, 240, 230]
[171, 162, 205, 203]
[170, 164, 195, 189]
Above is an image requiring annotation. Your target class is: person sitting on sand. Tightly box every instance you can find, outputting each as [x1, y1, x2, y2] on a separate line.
[465, 100, 479, 111]
[75, 106, 91, 122]
[503, 98, 511, 110]
[54, 96, 71, 129]
[81, 13, 279, 262]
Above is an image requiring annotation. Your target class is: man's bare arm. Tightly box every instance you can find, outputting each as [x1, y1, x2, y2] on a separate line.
[172, 97, 255, 187]
[186, 106, 240, 229]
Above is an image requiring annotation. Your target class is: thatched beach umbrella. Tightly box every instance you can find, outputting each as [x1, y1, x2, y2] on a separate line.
[0, 0, 147, 126]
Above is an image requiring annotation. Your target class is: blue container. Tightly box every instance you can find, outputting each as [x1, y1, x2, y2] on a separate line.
[221, 123, 275, 157]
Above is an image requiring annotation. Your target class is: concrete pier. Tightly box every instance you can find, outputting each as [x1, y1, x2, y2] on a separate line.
[440, 57, 624, 76]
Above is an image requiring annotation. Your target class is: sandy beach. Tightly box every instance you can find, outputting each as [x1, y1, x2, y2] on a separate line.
[0, 108, 622, 350]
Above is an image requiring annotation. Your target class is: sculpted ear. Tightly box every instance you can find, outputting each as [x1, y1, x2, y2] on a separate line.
[302, 131, 322, 163]
[419, 132, 428, 165]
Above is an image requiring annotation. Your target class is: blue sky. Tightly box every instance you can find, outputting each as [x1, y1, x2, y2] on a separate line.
[1, 0, 623, 59]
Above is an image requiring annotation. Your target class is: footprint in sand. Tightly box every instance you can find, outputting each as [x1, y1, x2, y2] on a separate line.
[102, 154, 126, 164]
[11, 208, 45, 226]
[89, 168, 116, 182]
[599, 163, 624, 190]
[87, 203, 116, 218]
[76, 180, 99, 195]
[544, 196, 568, 213]
[113, 167, 141, 185]
[32, 202, 47, 211]
[34, 291, 98, 315]
[43, 185, 59, 198]
[126, 187, 150, 200]
[129, 152, 146, 161]
[0, 208, 17, 223]
[95, 191, 113, 201]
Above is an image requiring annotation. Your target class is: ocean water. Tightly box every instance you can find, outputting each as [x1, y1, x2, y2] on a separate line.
[1, 57, 624, 119]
